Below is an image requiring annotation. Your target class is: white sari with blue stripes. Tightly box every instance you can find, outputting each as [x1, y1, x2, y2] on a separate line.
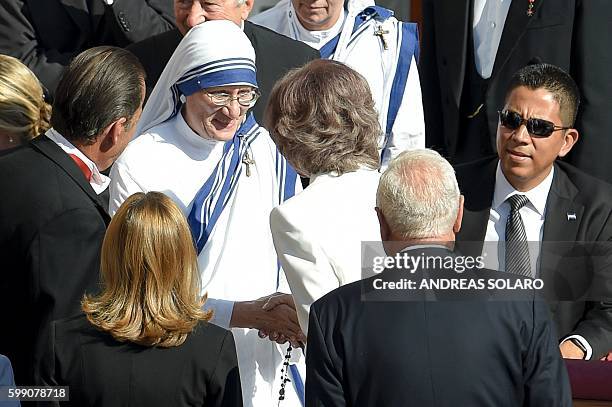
[110, 21, 304, 406]
[109, 112, 301, 406]
[252, 0, 426, 167]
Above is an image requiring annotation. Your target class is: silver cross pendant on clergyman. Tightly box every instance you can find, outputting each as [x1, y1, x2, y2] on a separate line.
[374, 25, 389, 50]
[242, 150, 255, 177]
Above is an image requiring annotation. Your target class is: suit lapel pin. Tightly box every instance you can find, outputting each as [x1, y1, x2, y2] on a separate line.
[567, 212, 577, 221]
[527, 0, 535, 17]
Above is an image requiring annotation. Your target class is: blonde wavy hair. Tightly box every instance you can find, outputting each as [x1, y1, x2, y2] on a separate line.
[0, 55, 51, 143]
[83, 192, 211, 347]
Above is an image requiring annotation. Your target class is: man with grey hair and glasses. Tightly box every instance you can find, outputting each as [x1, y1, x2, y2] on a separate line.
[305, 149, 570, 406]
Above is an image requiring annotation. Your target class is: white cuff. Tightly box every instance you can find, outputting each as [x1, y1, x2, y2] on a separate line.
[562, 334, 593, 360]
[202, 298, 234, 329]
[102, 0, 114, 5]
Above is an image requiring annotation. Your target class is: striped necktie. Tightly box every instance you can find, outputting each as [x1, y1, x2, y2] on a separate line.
[505, 194, 531, 277]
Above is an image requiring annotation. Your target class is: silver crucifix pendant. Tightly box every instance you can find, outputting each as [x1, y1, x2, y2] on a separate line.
[374, 25, 389, 50]
[242, 150, 255, 177]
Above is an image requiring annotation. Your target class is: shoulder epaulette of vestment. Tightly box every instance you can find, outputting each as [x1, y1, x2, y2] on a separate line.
[358, 6, 394, 22]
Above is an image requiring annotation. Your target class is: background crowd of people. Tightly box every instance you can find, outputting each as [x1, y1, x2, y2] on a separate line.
[1, 0, 611, 406]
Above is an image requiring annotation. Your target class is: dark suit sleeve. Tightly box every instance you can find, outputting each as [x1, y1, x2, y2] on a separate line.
[570, 228, 612, 359]
[104, 0, 175, 46]
[305, 305, 346, 407]
[419, 0, 446, 156]
[523, 300, 572, 407]
[209, 331, 242, 407]
[38, 322, 61, 407]
[0, 0, 74, 93]
[567, 1, 612, 183]
[29, 209, 103, 383]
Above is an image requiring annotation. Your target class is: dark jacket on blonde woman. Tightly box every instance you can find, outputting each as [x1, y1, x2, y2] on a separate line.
[40, 192, 242, 407]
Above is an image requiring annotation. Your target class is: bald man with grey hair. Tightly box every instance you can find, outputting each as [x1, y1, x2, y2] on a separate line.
[305, 149, 571, 407]
[376, 149, 463, 243]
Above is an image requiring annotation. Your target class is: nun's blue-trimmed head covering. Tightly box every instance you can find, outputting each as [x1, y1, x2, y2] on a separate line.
[136, 20, 257, 135]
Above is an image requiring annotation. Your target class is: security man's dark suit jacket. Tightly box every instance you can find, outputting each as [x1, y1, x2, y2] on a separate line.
[0, 0, 175, 94]
[455, 156, 612, 359]
[306, 247, 571, 406]
[0, 136, 110, 385]
[420, 0, 612, 183]
[127, 22, 320, 123]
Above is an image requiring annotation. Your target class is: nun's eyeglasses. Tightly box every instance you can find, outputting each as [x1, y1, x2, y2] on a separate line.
[204, 89, 260, 107]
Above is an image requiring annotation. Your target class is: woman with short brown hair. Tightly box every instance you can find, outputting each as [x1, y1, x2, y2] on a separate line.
[265, 59, 380, 177]
[266, 60, 384, 335]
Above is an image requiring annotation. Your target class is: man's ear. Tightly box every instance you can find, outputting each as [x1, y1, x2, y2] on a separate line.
[375, 207, 391, 242]
[453, 195, 464, 234]
[558, 128, 579, 158]
[240, 0, 254, 20]
[99, 117, 128, 153]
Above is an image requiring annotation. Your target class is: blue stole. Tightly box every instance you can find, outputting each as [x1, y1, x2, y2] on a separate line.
[319, 6, 393, 59]
[187, 113, 259, 254]
[319, 6, 419, 164]
[186, 113, 301, 404]
[187, 113, 297, 255]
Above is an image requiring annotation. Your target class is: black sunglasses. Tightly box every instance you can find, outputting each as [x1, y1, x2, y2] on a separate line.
[498, 110, 570, 137]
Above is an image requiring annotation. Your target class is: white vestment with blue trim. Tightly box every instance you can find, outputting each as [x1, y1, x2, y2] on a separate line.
[252, 0, 425, 167]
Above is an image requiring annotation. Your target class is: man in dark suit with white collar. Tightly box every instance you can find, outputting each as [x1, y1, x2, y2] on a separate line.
[0, 46, 145, 386]
[127, 0, 319, 122]
[456, 63, 612, 361]
[306, 149, 571, 407]
[420, 0, 612, 185]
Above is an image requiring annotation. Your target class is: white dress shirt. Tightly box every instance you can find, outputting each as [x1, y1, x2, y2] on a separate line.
[473, 0, 512, 78]
[46, 128, 110, 195]
[482, 162, 552, 276]
[293, 9, 345, 50]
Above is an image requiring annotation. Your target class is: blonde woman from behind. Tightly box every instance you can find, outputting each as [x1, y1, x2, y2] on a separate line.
[41, 192, 242, 407]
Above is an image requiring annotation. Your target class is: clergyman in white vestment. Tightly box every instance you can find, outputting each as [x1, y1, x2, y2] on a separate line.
[108, 21, 304, 407]
[252, 0, 425, 167]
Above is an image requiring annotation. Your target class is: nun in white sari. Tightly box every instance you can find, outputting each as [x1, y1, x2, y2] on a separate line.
[109, 20, 303, 407]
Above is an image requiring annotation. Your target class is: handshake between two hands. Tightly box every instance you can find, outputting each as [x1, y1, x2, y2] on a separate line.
[230, 292, 306, 348]
[255, 292, 306, 349]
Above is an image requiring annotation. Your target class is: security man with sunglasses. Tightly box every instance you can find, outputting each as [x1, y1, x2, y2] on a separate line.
[455, 63, 612, 361]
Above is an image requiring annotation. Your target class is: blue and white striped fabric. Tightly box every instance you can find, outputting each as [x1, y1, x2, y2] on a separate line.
[176, 57, 257, 97]
[187, 113, 298, 255]
[319, 6, 389, 59]
[187, 113, 260, 254]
